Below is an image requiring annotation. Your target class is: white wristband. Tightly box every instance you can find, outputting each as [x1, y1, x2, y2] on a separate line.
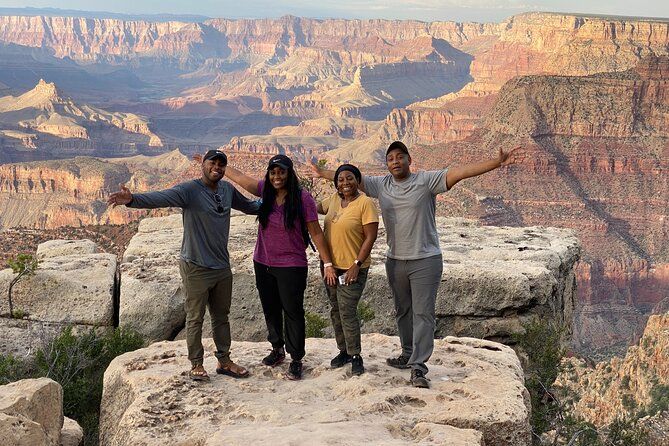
[323, 262, 333, 268]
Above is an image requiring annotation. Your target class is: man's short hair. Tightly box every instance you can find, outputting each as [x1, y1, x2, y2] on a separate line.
[386, 141, 409, 157]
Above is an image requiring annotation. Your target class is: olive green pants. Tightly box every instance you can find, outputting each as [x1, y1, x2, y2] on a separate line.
[179, 260, 233, 367]
[325, 268, 369, 356]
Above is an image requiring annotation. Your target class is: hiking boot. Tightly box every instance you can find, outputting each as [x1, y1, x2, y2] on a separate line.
[330, 351, 352, 368]
[286, 360, 303, 380]
[351, 354, 364, 376]
[262, 347, 285, 367]
[411, 369, 430, 388]
[386, 354, 411, 369]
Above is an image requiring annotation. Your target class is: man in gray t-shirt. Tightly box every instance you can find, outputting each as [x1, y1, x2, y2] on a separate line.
[108, 150, 259, 382]
[313, 141, 522, 388]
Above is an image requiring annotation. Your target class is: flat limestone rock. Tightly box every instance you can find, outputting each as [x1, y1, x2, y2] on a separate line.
[0, 378, 63, 446]
[0, 240, 116, 326]
[133, 214, 580, 346]
[99, 334, 530, 446]
[36, 239, 97, 259]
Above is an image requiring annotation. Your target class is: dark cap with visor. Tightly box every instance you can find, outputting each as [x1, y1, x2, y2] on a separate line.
[385, 141, 410, 157]
[203, 149, 228, 164]
[267, 154, 293, 170]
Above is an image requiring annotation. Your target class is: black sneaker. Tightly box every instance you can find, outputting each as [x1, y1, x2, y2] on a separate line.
[351, 355, 364, 376]
[386, 354, 411, 369]
[330, 351, 353, 368]
[286, 360, 303, 380]
[262, 347, 285, 367]
[411, 369, 430, 388]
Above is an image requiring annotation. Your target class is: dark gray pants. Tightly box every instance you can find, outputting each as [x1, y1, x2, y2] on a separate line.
[325, 267, 369, 356]
[385, 255, 443, 374]
[179, 260, 233, 367]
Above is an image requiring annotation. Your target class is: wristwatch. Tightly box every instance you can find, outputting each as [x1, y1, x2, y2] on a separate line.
[353, 259, 362, 267]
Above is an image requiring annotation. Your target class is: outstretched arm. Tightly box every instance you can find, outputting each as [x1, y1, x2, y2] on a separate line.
[445, 146, 524, 190]
[107, 183, 188, 209]
[225, 165, 261, 197]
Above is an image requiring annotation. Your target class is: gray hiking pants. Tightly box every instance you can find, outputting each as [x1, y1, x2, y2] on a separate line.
[385, 254, 443, 374]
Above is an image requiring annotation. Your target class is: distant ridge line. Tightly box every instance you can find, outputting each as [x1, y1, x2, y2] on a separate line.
[0, 7, 210, 23]
[0, 8, 666, 25]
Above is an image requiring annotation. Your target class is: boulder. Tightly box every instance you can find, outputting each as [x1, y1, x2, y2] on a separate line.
[0, 239, 116, 357]
[126, 214, 580, 347]
[0, 378, 63, 446]
[36, 240, 97, 259]
[99, 334, 530, 446]
[0, 240, 116, 325]
[119, 213, 185, 342]
[59, 417, 83, 446]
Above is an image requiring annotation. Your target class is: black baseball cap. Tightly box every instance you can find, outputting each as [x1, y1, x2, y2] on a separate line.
[386, 141, 410, 157]
[267, 154, 293, 170]
[203, 149, 228, 164]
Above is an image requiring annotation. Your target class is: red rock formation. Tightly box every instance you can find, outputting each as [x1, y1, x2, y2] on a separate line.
[0, 150, 193, 229]
[421, 56, 669, 357]
[557, 311, 669, 426]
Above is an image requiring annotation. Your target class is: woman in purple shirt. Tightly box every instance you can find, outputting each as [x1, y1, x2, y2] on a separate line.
[226, 154, 336, 380]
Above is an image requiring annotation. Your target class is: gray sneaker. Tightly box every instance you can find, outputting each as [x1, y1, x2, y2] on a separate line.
[410, 369, 430, 388]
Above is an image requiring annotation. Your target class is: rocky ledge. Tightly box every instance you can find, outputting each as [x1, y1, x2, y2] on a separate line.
[0, 239, 116, 357]
[100, 334, 530, 446]
[119, 213, 581, 347]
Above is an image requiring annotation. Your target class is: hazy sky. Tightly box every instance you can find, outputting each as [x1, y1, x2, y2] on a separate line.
[0, 0, 667, 22]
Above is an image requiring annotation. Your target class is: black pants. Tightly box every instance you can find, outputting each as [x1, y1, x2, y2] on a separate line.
[254, 261, 308, 361]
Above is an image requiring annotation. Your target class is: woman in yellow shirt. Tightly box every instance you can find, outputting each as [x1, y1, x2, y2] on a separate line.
[318, 164, 379, 375]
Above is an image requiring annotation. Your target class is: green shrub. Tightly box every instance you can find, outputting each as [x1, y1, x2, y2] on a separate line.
[305, 312, 327, 338]
[647, 384, 669, 416]
[605, 418, 650, 446]
[0, 353, 31, 384]
[620, 375, 630, 390]
[621, 394, 637, 411]
[34, 326, 144, 445]
[357, 301, 375, 324]
[512, 319, 566, 434]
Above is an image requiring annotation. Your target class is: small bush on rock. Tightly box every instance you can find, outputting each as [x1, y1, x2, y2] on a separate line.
[34, 326, 144, 445]
[305, 312, 327, 338]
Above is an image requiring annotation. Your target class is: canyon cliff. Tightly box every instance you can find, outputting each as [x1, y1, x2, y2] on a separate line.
[413, 56, 669, 358]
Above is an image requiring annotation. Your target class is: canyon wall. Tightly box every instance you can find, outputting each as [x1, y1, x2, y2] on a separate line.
[422, 56, 669, 358]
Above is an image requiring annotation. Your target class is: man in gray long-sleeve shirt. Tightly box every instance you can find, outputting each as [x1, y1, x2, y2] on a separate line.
[108, 150, 259, 381]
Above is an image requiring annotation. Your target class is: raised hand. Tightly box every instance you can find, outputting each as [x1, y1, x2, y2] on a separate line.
[107, 184, 133, 207]
[306, 159, 323, 179]
[499, 146, 525, 166]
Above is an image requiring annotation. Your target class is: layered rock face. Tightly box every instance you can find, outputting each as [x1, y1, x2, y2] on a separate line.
[99, 334, 530, 446]
[0, 12, 665, 154]
[0, 149, 193, 229]
[118, 214, 580, 348]
[422, 56, 669, 357]
[0, 377, 83, 446]
[0, 80, 162, 162]
[556, 312, 669, 428]
[381, 13, 669, 153]
[0, 239, 116, 357]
